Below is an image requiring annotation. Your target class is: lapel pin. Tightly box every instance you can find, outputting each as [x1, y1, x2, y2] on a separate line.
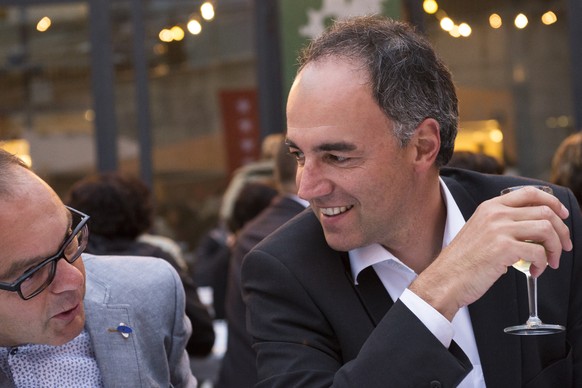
[108, 322, 133, 339]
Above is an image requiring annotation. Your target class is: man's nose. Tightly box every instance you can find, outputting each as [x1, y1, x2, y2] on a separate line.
[49, 258, 84, 294]
[296, 162, 332, 201]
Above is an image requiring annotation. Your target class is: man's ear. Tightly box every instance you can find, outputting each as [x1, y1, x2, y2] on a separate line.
[411, 118, 441, 171]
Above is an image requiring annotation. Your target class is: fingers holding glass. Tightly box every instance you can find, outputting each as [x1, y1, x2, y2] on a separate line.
[501, 185, 566, 335]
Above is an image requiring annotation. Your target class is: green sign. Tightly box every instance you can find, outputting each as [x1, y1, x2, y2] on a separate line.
[278, 0, 402, 100]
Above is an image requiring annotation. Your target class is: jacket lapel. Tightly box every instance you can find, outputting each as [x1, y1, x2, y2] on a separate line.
[444, 175, 522, 387]
[84, 280, 142, 387]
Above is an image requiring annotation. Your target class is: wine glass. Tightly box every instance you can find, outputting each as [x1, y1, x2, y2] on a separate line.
[501, 185, 565, 335]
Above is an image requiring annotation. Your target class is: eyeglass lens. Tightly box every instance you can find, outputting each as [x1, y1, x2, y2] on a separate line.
[19, 225, 88, 300]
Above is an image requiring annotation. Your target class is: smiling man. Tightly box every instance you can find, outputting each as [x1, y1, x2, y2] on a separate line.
[0, 149, 196, 387]
[241, 16, 581, 387]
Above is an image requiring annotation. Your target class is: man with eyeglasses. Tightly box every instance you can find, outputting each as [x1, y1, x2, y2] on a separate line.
[0, 149, 196, 387]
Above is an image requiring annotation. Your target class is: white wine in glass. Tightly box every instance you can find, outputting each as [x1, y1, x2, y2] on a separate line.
[512, 259, 532, 274]
[502, 185, 566, 335]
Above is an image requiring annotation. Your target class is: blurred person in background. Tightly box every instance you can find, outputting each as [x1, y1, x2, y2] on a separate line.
[550, 132, 582, 208]
[191, 181, 278, 320]
[0, 149, 196, 387]
[216, 139, 309, 388]
[65, 172, 215, 357]
[447, 150, 505, 175]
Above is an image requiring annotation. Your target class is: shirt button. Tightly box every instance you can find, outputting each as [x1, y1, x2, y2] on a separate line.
[9, 348, 18, 356]
[430, 381, 442, 388]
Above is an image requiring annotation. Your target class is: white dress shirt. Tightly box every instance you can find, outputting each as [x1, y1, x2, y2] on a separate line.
[349, 178, 486, 387]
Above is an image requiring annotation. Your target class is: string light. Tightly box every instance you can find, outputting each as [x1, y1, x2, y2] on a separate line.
[423, 0, 438, 15]
[458, 23, 472, 37]
[423, 1, 557, 38]
[541, 11, 557, 25]
[36, 16, 52, 32]
[200, 2, 215, 21]
[514, 13, 528, 29]
[489, 13, 502, 29]
[187, 18, 202, 35]
[171, 26, 185, 41]
[440, 17, 454, 32]
[159, 28, 173, 42]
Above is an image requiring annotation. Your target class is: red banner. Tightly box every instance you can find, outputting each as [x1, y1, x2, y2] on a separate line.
[219, 89, 261, 175]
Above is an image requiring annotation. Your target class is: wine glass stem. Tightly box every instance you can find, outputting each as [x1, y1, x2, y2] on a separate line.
[526, 273, 542, 325]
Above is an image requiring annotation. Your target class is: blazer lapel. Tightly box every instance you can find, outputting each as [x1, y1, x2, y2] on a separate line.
[84, 281, 142, 387]
[444, 175, 522, 387]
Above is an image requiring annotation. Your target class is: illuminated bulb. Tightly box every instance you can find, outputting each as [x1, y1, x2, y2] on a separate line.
[449, 25, 461, 38]
[514, 13, 528, 29]
[458, 23, 471, 37]
[187, 19, 202, 35]
[489, 129, 503, 143]
[171, 26, 185, 41]
[489, 13, 502, 29]
[541, 11, 557, 25]
[36, 16, 51, 32]
[201, 2, 215, 21]
[423, 0, 438, 15]
[159, 28, 173, 42]
[440, 17, 454, 32]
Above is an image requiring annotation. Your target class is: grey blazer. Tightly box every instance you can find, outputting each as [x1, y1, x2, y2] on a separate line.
[0, 254, 197, 388]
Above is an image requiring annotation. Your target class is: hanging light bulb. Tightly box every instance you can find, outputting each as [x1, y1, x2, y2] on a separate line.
[159, 28, 173, 42]
[541, 11, 557, 25]
[458, 23, 471, 37]
[514, 13, 528, 29]
[201, 2, 215, 21]
[36, 16, 52, 32]
[423, 0, 438, 15]
[171, 26, 185, 41]
[489, 13, 502, 29]
[440, 17, 454, 32]
[187, 18, 202, 35]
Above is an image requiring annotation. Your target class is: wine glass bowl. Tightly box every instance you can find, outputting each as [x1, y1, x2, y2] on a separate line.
[501, 185, 566, 335]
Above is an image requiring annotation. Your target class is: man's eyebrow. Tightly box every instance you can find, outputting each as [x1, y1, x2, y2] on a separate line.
[316, 142, 357, 152]
[285, 139, 357, 153]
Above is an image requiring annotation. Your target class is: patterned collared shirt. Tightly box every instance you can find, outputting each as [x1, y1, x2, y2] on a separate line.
[0, 329, 103, 387]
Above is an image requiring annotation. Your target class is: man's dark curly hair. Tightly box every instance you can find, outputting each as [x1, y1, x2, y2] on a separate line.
[65, 172, 153, 239]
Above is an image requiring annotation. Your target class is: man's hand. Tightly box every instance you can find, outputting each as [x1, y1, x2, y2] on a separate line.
[410, 186, 572, 321]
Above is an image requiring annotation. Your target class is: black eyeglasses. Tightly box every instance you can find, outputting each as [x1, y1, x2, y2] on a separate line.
[0, 206, 90, 300]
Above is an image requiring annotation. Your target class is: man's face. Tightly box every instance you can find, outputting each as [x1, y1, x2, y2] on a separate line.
[286, 58, 419, 252]
[0, 170, 86, 346]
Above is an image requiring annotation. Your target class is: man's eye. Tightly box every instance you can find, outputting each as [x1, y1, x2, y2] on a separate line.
[326, 154, 349, 163]
[288, 150, 305, 164]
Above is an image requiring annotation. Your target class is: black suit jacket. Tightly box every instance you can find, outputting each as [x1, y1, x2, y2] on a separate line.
[217, 195, 307, 388]
[241, 168, 581, 387]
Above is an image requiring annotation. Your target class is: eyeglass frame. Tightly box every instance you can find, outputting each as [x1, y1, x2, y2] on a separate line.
[0, 206, 90, 300]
